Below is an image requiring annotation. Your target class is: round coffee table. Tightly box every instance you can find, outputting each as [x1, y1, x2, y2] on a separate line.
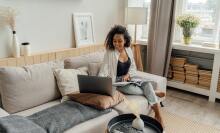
[107, 114, 163, 133]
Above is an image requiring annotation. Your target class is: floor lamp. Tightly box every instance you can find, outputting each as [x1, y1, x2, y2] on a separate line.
[125, 7, 148, 71]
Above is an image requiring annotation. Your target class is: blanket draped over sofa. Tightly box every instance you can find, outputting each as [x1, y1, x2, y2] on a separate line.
[0, 101, 111, 133]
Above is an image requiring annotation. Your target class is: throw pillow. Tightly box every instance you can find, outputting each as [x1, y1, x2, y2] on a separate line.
[67, 91, 125, 110]
[64, 51, 105, 69]
[0, 62, 62, 113]
[54, 67, 88, 97]
[88, 62, 102, 76]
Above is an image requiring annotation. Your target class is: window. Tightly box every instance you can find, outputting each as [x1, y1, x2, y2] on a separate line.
[174, 0, 220, 46]
[127, 0, 151, 42]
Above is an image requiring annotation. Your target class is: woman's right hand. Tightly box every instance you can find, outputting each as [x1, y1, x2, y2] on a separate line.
[122, 74, 130, 82]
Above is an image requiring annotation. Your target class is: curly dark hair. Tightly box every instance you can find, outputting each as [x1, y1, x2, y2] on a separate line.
[105, 25, 131, 50]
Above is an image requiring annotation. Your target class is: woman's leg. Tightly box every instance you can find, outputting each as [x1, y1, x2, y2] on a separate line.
[117, 84, 143, 95]
[155, 91, 166, 98]
[141, 82, 164, 127]
[117, 83, 164, 127]
[151, 103, 164, 128]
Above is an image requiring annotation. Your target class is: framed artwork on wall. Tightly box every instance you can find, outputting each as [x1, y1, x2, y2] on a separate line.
[73, 13, 95, 47]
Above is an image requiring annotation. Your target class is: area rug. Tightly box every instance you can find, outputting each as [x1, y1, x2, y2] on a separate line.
[159, 110, 220, 133]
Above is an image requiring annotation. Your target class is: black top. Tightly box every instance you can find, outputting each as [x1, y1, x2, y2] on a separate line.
[117, 57, 131, 77]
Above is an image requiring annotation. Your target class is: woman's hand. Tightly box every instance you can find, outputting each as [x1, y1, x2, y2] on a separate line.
[122, 74, 130, 82]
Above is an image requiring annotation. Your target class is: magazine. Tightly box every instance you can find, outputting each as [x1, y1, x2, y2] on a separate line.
[112, 76, 152, 87]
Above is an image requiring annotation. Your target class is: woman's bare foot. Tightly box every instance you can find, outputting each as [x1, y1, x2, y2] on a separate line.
[155, 91, 166, 98]
[155, 113, 165, 129]
[151, 104, 165, 129]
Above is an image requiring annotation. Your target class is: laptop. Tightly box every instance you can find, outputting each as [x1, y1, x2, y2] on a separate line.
[77, 75, 116, 96]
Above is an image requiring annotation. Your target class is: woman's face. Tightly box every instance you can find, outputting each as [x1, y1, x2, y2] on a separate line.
[113, 34, 126, 51]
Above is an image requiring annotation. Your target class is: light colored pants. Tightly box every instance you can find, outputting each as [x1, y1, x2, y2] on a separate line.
[117, 82, 158, 105]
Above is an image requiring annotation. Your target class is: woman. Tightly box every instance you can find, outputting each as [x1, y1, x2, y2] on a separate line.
[98, 25, 165, 126]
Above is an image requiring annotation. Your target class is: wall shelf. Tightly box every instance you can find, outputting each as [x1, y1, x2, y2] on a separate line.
[167, 80, 210, 96]
[215, 92, 220, 99]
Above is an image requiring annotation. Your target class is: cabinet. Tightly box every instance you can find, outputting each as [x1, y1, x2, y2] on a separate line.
[167, 43, 220, 102]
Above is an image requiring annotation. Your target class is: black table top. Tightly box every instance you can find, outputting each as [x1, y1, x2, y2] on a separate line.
[107, 114, 163, 133]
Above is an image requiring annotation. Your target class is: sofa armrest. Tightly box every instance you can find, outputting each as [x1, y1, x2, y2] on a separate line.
[136, 71, 167, 92]
[0, 108, 9, 117]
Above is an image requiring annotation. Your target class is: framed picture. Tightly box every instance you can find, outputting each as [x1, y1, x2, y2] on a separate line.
[73, 13, 95, 47]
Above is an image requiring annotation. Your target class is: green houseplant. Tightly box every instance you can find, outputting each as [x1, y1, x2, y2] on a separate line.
[176, 14, 200, 44]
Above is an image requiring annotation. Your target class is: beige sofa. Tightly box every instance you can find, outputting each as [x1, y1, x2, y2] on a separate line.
[0, 52, 166, 133]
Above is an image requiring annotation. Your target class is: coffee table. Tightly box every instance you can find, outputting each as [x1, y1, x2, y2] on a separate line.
[107, 114, 163, 133]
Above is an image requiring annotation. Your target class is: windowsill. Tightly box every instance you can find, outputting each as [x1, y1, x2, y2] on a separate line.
[172, 42, 220, 54]
[136, 39, 148, 45]
[133, 40, 220, 54]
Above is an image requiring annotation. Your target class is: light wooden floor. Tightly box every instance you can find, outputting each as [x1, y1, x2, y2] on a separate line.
[163, 88, 220, 129]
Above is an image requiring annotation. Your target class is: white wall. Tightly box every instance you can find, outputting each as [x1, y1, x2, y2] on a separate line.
[0, 0, 125, 58]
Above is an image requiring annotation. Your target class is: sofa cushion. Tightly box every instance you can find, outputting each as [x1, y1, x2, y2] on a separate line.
[64, 51, 104, 69]
[68, 91, 125, 110]
[113, 95, 151, 115]
[64, 109, 118, 133]
[14, 100, 60, 117]
[88, 62, 102, 76]
[0, 62, 62, 113]
[54, 68, 88, 97]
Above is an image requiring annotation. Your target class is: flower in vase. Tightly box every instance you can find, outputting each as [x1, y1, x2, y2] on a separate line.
[176, 14, 200, 44]
[0, 6, 18, 32]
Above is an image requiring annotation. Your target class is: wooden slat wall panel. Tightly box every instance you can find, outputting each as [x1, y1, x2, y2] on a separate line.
[25, 56, 34, 65]
[63, 51, 71, 59]
[0, 59, 7, 67]
[40, 54, 49, 63]
[67, 49, 75, 57]
[73, 49, 80, 57]
[33, 55, 41, 64]
[17, 57, 25, 66]
[7, 58, 16, 66]
[55, 51, 65, 60]
[48, 53, 56, 61]
[0, 44, 104, 67]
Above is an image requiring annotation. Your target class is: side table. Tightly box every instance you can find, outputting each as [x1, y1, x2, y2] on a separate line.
[106, 113, 163, 133]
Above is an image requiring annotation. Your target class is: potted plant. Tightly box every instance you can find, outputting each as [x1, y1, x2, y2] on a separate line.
[176, 14, 200, 45]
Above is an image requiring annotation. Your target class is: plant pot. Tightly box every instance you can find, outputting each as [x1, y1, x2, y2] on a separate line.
[183, 36, 191, 45]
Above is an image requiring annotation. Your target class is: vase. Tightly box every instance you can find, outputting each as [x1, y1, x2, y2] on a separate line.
[132, 117, 144, 130]
[12, 31, 20, 58]
[183, 36, 192, 45]
[182, 28, 193, 45]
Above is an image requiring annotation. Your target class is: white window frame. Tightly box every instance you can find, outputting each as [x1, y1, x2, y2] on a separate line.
[174, 0, 220, 47]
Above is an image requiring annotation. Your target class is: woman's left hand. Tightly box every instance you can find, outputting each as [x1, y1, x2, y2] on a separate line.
[123, 74, 130, 82]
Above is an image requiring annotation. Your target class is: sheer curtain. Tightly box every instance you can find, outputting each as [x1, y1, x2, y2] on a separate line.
[146, 0, 176, 76]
